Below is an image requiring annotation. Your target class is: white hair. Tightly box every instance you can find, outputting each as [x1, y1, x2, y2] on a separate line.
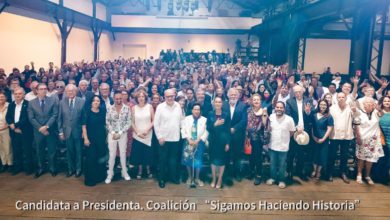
[78, 79, 88, 87]
[65, 84, 77, 92]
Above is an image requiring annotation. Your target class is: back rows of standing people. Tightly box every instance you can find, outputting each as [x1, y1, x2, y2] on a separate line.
[0, 58, 389, 189]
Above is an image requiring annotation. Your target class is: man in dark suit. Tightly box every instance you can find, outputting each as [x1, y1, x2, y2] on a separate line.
[223, 88, 248, 182]
[58, 84, 86, 178]
[99, 83, 114, 110]
[285, 85, 313, 181]
[77, 79, 94, 104]
[27, 83, 59, 178]
[5, 87, 33, 175]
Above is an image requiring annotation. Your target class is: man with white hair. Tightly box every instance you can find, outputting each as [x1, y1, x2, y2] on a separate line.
[58, 84, 86, 178]
[77, 80, 94, 104]
[223, 87, 248, 182]
[5, 87, 33, 175]
[285, 85, 313, 181]
[99, 83, 113, 110]
[154, 89, 183, 188]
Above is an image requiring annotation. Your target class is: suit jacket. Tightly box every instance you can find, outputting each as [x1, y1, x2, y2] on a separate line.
[223, 100, 248, 138]
[285, 97, 312, 132]
[99, 95, 114, 110]
[58, 97, 86, 139]
[27, 96, 59, 134]
[77, 90, 94, 105]
[5, 100, 33, 137]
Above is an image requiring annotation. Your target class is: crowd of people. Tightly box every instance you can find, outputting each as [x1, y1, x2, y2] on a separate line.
[0, 56, 389, 189]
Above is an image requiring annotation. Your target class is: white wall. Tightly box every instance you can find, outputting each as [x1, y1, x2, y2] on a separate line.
[111, 33, 246, 59]
[99, 32, 114, 61]
[305, 39, 351, 74]
[112, 15, 260, 30]
[0, 12, 113, 73]
[64, 0, 92, 17]
[96, 2, 107, 22]
[305, 39, 390, 75]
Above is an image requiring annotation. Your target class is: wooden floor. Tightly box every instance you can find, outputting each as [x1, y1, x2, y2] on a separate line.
[0, 172, 389, 220]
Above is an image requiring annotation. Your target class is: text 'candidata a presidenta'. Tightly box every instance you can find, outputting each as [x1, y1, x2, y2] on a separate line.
[15, 199, 361, 213]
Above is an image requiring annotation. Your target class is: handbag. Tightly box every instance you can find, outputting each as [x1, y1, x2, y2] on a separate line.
[244, 138, 252, 155]
[380, 128, 386, 146]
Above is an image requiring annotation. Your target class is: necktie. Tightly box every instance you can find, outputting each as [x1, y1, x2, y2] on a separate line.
[69, 99, 74, 111]
[40, 100, 45, 112]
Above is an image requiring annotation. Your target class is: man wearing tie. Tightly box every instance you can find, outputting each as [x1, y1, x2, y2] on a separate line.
[27, 83, 59, 178]
[58, 84, 86, 178]
[5, 87, 33, 175]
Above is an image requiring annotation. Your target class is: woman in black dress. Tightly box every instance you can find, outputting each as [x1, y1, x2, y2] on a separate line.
[311, 99, 334, 181]
[207, 96, 231, 189]
[82, 96, 108, 186]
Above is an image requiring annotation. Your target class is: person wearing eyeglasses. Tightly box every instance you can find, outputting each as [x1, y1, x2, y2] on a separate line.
[154, 89, 183, 188]
[54, 81, 66, 101]
[27, 83, 59, 178]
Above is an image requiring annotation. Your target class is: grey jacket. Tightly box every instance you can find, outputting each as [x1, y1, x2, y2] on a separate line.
[58, 97, 86, 139]
[27, 96, 59, 133]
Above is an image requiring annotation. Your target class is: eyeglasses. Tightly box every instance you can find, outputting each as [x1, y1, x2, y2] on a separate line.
[56, 86, 64, 88]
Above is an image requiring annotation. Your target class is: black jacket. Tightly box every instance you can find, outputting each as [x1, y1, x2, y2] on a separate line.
[5, 100, 33, 137]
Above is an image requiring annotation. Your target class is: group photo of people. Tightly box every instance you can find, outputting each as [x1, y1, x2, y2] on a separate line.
[0, 55, 389, 190]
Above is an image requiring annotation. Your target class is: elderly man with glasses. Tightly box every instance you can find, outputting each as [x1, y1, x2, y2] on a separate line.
[154, 89, 183, 188]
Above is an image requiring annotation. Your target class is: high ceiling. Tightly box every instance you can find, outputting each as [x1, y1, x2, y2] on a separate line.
[96, 0, 288, 16]
[231, 0, 287, 13]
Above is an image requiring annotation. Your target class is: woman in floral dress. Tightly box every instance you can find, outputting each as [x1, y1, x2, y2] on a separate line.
[355, 97, 384, 185]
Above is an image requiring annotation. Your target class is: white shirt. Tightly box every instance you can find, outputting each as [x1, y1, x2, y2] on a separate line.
[154, 101, 182, 142]
[25, 92, 37, 102]
[133, 104, 153, 146]
[68, 98, 75, 108]
[269, 113, 295, 152]
[230, 104, 236, 120]
[296, 99, 304, 128]
[333, 93, 357, 106]
[329, 104, 357, 140]
[14, 100, 24, 123]
[102, 97, 111, 109]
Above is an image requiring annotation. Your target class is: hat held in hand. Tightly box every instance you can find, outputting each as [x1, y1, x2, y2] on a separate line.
[294, 131, 310, 146]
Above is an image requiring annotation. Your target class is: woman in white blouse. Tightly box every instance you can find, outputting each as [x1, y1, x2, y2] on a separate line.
[181, 103, 208, 187]
[130, 90, 154, 179]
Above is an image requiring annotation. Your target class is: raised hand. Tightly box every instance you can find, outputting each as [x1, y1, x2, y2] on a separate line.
[381, 79, 389, 89]
[349, 101, 357, 112]
[304, 102, 311, 114]
[352, 76, 360, 85]
[277, 78, 283, 88]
